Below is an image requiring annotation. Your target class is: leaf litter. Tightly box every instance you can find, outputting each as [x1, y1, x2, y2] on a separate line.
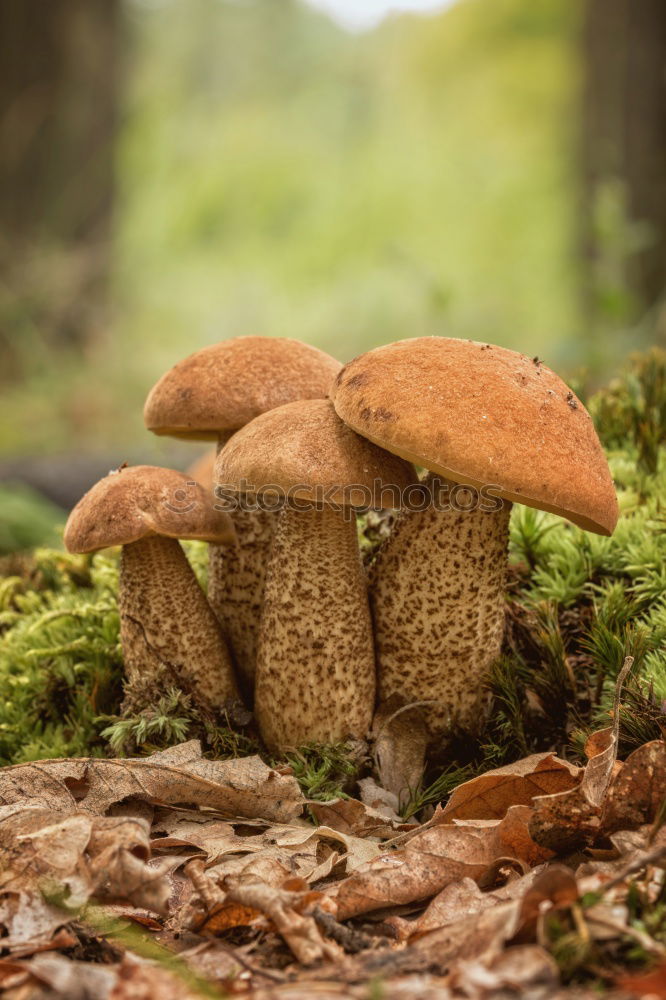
[1, 664, 666, 998]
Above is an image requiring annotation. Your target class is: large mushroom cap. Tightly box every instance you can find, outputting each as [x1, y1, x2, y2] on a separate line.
[215, 398, 416, 508]
[331, 337, 618, 535]
[64, 465, 235, 553]
[144, 336, 342, 440]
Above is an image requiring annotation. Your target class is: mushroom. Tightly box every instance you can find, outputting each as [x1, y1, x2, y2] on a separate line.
[64, 465, 239, 713]
[186, 449, 215, 492]
[143, 336, 342, 695]
[330, 337, 619, 738]
[215, 398, 416, 751]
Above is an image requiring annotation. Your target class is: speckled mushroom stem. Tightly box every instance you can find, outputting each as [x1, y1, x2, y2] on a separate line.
[119, 534, 239, 711]
[207, 431, 277, 698]
[207, 506, 277, 698]
[254, 504, 376, 752]
[370, 474, 512, 737]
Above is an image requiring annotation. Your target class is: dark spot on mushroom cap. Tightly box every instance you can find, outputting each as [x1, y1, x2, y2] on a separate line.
[566, 391, 578, 410]
[345, 372, 368, 389]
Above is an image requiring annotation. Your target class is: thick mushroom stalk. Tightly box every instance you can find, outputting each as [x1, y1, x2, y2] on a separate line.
[215, 397, 416, 752]
[255, 504, 375, 751]
[370, 475, 511, 736]
[188, 439, 278, 694]
[120, 534, 238, 711]
[208, 505, 276, 697]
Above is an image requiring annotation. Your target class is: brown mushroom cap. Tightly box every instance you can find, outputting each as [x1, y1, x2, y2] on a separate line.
[144, 336, 342, 440]
[64, 465, 235, 553]
[331, 337, 618, 535]
[186, 449, 216, 492]
[215, 398, 416, 508]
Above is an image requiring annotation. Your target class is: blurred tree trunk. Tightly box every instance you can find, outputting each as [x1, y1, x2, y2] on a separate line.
[0, 0, 120, 373]
[581, 0, 666, 328]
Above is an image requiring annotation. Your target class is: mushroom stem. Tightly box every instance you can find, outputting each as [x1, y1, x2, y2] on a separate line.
[255, 504, 375, 751]
[207, 506, 277, 697]
[370, 474, 512, 737]
[119, 534, 238, 711]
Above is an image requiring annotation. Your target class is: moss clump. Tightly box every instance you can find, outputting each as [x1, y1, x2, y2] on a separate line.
[0, 548, 123, 764]
[1, 352, 666, 802]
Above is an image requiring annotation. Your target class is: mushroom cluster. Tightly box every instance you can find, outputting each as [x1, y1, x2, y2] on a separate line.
[64, 335, 618, 764]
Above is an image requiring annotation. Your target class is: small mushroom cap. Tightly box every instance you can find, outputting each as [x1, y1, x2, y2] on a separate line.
[186, 449, 216, 492]
[64, 465, 235, 553]
[215, 398, 416, 508]
[144, 336, 342, 440]
[331, 337, 618, 535]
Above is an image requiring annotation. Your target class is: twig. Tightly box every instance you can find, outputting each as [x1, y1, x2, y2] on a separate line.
[312, 907, 374, 954]
[600, 843, 666, 894]
[192, 940, 287, 983]
[586, 913, 666, 957]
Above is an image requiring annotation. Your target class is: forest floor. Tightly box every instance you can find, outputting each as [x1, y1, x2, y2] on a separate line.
[1, 350, 666, 999]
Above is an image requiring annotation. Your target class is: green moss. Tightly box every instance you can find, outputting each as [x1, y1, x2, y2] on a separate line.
[281, 742, 364, 801]
[0, 548, 123, 764]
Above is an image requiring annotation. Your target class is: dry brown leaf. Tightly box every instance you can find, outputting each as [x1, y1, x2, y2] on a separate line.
[109, 956, 204, 1000]
[514, 864, 578, 937]
[330, 822, 500, 920]
[435, 753, 581, 824]
[447, 943, 560, 997]
[1, 952, 118, 1000]
[602, 739, 666, 833]
[529, 695, 633, 855]
[0, 891, 72, 954]
[329, 798, 555, 923]
[584, 729, 613, 759]
[617, 961, 666, 998]
[0, 803, 173, 927]
[0, 741, 304, 823]
[407, 900, 520, 975]
[388, 877, 498, 942]
[157, 811, 380, 894]
[220, 876, 341, 965]
[309, 797, 412, 839]
[370, 698, 428, 811]
[357, 778, 402, 822]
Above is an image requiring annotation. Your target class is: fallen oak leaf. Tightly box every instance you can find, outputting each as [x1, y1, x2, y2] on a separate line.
[309, 797, 413, 839]
[1, 804, 172, 918]
[0, 952, 118, 1000]
[387, 877, 498, 942]
[0, 741, 304, 823]
[435, 752, 582, 824]
[330, 802, 553, 921]
[448, 944, 560, 997]
[602, 739, 666, 834]
[529, 657, 634, 853]
[0, 887, 76, 954]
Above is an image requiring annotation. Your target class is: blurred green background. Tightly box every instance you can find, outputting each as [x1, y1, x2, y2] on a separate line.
[0, 0, 664, 539]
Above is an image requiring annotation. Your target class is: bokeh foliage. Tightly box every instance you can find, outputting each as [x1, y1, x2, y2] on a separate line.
[2, 0, 590, 458]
